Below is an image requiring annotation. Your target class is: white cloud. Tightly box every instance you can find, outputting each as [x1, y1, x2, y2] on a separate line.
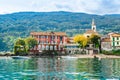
[0, 0, 120, 14]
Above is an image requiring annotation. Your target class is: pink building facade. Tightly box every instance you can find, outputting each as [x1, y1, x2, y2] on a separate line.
[30, 32, 67, 52]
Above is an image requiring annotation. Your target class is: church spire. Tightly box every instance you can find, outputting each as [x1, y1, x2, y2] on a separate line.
[91, 19, 96, 32]
[92, 19, 95, 26]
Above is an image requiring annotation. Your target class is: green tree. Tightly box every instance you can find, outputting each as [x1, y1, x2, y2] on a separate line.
[0, 38, 7, 51]
[90, 34, 100, 48]
[25, 37, 37, 52]
[14, 38, 26, 55]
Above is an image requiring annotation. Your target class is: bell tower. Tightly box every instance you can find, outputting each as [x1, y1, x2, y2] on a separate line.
[91, 19, 96, 32]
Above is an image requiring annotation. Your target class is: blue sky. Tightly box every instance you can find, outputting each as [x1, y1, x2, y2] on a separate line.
[0, 0, 120, 15]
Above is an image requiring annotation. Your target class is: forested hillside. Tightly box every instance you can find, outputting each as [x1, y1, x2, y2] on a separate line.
[0, 11, 120, 51]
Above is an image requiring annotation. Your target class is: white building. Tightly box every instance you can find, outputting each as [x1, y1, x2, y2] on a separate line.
[101, 33, 120, 50]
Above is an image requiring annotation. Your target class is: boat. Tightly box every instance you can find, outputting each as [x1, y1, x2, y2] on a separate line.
[11, 56, 30, 59]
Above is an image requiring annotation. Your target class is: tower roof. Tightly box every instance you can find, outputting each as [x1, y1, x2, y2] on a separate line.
[85, 30, 98, 35]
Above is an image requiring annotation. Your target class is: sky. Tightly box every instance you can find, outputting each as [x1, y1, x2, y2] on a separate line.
[0, 0, 120, 15]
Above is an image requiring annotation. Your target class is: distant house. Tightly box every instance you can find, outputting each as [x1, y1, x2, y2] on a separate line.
[101, 37, 112, 51]
[101, 33, 120, 50]
[109, 33, 120, 49]
[30, 32, 67, 52]
[64, 37, 80, 54]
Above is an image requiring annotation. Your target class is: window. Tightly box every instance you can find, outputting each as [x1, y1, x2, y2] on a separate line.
[113, 42, 115, 46]
[117, 37, 119, 40]
[117, 42, 119, 45]
[41, 36, 45, 38]
[113, 37, 115, 41]
[60, 36, 63, 41]
[52, 36, 55, 40]
[44, 35, 47, 38]
[46, 36, 48, 39]
[53, 36, 55, 39]
[39, 35, 41, 38]
[44, 35, 48, 39]
[57, 36, 59, 39]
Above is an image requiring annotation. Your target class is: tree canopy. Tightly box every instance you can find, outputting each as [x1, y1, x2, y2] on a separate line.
[15, 38, 26, 46]
[74, 34, 88, 48]
[14, 37, 37, 55]
[0, 38, 7, 51]
[90, 34, 100, 48]
[14, 38, 26, 55]
[25, 37, 37, 51]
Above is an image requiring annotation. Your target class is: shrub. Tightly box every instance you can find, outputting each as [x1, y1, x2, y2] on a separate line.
[102, 49, 120, 55]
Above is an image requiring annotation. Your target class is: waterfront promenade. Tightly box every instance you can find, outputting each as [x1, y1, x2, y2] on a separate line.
[66, 54, 120, 58]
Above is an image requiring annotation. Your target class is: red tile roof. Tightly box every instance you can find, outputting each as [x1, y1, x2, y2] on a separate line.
[85, 30, 98, 35]
[110, 33, 120, 37]
[30, 32, 67, 36]
[101, 38, 111, 42]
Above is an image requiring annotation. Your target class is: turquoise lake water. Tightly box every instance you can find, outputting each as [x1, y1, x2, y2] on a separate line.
[0, 57, 120, 80]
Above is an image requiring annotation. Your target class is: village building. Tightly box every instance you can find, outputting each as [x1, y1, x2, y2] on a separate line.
[109, 33, 120, 49]
[101, 33, 120, 50]
[64, 37, 80, 54]
[101, 37, 112, 51]
[30, 32, 67, 52]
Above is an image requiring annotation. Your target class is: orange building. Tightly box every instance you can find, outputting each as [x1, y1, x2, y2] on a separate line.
[30, 32, 67, 52]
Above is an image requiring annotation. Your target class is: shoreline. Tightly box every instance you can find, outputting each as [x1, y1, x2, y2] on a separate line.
[0, 54, 120, 59]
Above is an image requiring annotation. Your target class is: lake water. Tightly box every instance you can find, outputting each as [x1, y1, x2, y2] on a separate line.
[0, 56, 120, 80]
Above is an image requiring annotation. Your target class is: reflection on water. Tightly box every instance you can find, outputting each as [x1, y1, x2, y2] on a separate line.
[0, 57, 119, 80]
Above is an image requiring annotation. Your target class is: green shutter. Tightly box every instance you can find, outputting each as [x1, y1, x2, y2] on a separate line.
[113, 37, 115, 41]
[113, 42, 115, 47]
